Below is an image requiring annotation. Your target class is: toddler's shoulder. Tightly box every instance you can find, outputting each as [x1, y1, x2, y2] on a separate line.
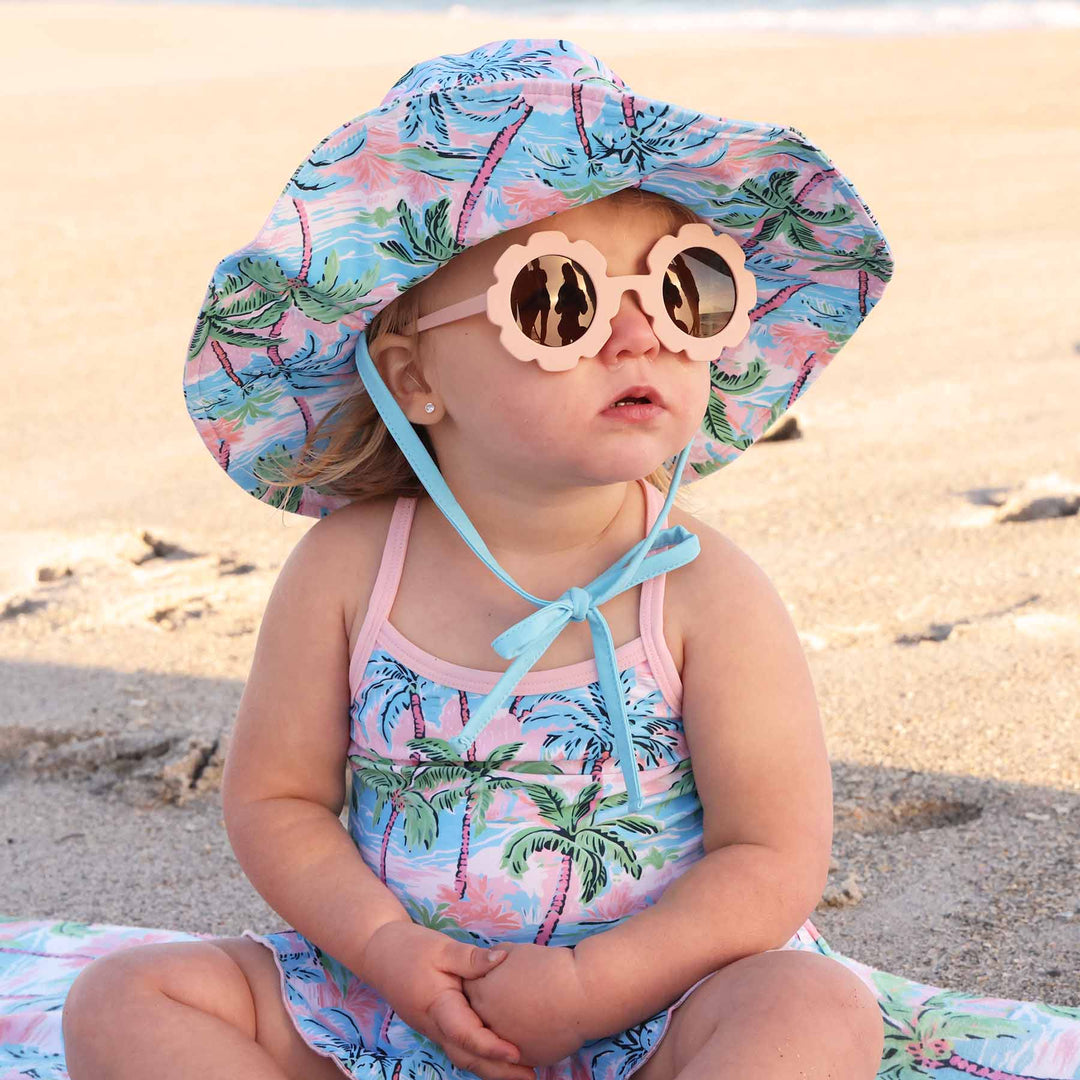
[295, 494, 400, 633]
[664, 504, 794, 646]
[666, 504, 773, 595]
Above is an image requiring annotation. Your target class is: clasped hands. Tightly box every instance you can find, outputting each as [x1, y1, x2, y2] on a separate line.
[360, 921, 596, 1080]
[462, 940, 593, 1068]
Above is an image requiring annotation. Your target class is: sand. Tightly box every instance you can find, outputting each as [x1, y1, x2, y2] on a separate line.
[0, 2, 1077, 1006]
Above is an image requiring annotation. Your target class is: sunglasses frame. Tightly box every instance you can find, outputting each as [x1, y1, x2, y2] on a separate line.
[414, 222, 757, 371]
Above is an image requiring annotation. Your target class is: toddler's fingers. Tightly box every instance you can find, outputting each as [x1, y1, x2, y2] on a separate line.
[443, 941, 509, 981]
[443, 1042, 536, 1080]
[429, 988, 521, 1064]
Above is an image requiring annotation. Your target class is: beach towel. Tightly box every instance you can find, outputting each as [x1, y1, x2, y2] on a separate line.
[2, 915, 1079, 1079]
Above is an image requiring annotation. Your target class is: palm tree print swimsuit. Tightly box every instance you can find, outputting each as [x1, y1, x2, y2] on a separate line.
[239, 478, 1080, 1080]
[239, 478, 816, 1078]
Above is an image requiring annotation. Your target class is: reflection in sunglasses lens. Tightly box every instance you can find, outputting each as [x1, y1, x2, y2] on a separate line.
[510, 255, 596, 347]
[663, 248, 737, 338]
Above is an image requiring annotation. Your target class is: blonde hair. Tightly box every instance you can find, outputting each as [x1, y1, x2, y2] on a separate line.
[264, 187, 706, 512]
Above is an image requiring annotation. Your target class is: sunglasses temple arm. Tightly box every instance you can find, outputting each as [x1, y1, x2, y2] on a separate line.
[415, 293, 488, 333]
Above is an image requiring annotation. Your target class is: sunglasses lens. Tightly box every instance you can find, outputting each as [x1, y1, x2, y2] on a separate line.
[510, 255, 596, 347]
[663, 247, 738, 338]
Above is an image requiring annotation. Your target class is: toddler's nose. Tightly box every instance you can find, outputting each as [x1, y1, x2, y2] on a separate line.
[597, 291, 660, 367]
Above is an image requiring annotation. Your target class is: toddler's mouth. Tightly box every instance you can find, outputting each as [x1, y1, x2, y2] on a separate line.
[599, 392, 665, 423]
[605, 384, 664, 410]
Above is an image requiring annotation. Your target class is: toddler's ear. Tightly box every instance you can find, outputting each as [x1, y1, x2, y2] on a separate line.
[369, 334, 438, 422]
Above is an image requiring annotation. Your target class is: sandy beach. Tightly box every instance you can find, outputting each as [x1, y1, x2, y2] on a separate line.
[0, 2, 1077, 1006]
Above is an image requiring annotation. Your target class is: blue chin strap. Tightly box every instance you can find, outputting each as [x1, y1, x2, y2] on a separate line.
[352, 333, 701, 812]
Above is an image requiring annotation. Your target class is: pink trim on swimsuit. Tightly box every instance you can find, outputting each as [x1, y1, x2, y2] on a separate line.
[347, 496, 413, 692]
[637, 481, 684, 715]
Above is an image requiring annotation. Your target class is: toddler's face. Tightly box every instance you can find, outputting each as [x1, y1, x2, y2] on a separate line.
[406, 197, 712, 492]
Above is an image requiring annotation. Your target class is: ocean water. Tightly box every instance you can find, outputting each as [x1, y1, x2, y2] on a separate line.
[129, 0, 1080, 36]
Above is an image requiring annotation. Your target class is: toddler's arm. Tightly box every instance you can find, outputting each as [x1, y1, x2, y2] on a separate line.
[222, 515, 530, 1078]
[223, 517, 409, 978]
[571, 529, 833, 1041]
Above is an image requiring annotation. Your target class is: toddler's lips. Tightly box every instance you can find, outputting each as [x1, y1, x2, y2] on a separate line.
[599, 401, 664, 422]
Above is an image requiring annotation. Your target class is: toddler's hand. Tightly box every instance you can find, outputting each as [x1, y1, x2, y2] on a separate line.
[360, 921, 536, 1080]
[462, 942, 590, 1068]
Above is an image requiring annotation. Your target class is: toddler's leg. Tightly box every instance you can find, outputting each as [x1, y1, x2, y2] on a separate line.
[61, 936, 347, 1080]
[631, 950, 883, 1080]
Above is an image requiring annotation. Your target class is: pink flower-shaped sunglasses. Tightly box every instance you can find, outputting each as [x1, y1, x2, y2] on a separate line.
[415, 223, 758, 371]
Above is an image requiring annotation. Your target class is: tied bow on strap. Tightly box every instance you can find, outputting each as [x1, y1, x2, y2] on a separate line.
[447, 524, 699, 813]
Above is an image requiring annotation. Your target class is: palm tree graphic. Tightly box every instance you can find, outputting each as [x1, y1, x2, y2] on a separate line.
[356, 657, 431, 764]
[186, 271, 290, 377]
[400, 895, 473, 937]
[188, 198, 380, 469]
[709, 168, 854, 261]
[405, 736, 562, 900]
[503, 782, 660, 945]
[236, 243, 381, 334]
[592, 1021, 655, 1076]
[535, 674, 679, 815]
[655, 757, 697, 808]
[349, 752, 439, 884]
[455, 103, 535, 246]
[872, 972, 1034, 1079]
[698, 359, 770, 460]
[803, 234, 894, 318]
[378, 197, 465, 269]
[592, 97, 718, 175]
[303, 1016, 410, 1080]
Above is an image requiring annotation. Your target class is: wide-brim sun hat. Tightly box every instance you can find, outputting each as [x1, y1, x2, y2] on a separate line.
[182, 38, 894, 811]
[184, 37, 893, 519]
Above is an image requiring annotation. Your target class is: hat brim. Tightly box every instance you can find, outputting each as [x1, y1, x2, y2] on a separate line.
[183, 77, 893, 518]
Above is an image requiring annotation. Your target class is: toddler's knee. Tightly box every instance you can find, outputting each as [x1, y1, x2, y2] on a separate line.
[62, 958, 116, 1058]
[817, 960, 884, 1072]
[63, 946, 159, 1040]
[64, 953, 123, 1028]
[765, 951, 883, 1072]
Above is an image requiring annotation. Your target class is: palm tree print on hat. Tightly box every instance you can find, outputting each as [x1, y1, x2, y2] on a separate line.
[187, 221, 380, 365]
[592, 97, 719, 175]
[517, 82, 634, 201]
[696, 359, 770, 464]
[502, 782, 661, 946]
[250, 446, 314, 514]
[377, 198, 465, 270]
[710, 168, 852, 260]
[186, 272, 289, 384]
[400, 82, 534, 149]
[187, 202, 381, 459]
[805, 233, 895, 318]
[391, 40, 578, 99]
[456, 102, 535, 246]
